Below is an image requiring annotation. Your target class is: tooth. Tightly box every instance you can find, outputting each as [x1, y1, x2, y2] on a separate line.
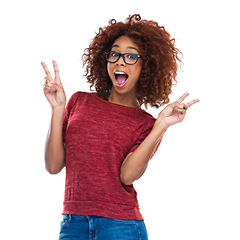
[115, 71, 126, 74]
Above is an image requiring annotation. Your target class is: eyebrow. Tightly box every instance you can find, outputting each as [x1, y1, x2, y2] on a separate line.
[111, 45, 139, 52]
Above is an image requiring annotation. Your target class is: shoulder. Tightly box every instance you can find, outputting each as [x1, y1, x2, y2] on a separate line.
[65, 91, 96, 111]
[68, 91, 96, 103]
[131, 111, 156, 142]
[135, 109, 157, 134]
[138, 109, 156, 124]
[69, 91, 95, 98]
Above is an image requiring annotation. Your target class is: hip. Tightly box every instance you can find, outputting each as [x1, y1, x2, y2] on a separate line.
[59, 214, 148, 240]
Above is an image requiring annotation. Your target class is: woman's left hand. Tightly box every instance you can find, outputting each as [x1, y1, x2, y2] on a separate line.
[156, 93, 199, 129]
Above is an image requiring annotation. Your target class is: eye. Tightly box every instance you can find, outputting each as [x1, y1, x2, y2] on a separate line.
[110, 52, 119, 58]
[126, 53, 137, 60]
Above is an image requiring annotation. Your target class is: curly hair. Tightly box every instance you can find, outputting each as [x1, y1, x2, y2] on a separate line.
[82, 14, 182, 108]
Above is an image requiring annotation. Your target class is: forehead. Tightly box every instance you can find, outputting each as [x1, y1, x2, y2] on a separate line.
[111, 36, 139, 52]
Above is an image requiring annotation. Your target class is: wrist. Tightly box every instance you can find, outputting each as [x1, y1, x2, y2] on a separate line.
[150, 119, 168, 143]
[52, 105, 65, 116]
[153, 118, 168, 133]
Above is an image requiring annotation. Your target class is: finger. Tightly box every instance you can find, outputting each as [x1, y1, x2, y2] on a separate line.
[181, 103, 188, 110]
[43, 83, 51, 94]
[44, 76, 50, 82]
[41, 62, 52, 78]
[44, 76, 54, 86]
[177, 93, 189, 104]
[44, 82, 59, 93]
[44, 77, 48, 85]
[52, 60, 60, 83]
[186, 99, 200, 108]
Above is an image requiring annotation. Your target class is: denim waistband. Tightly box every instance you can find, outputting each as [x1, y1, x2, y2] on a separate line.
[60, 214, 148, 239]
[63, 214, 102, 220]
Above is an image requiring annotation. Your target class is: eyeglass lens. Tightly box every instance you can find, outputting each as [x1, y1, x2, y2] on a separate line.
[106, 52, 139, 65]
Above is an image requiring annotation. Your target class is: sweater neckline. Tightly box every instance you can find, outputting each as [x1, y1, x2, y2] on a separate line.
[93, 92, 145, 113]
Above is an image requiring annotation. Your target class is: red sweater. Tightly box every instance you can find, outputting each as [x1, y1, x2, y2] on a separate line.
[62, 91, 160, 220]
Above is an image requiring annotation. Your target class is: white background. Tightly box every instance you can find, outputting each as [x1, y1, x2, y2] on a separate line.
[0, 0, 239, 239]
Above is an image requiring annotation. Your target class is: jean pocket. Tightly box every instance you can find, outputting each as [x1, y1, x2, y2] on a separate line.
[60, 219, 69, 231]
[108, 218, 136, 225]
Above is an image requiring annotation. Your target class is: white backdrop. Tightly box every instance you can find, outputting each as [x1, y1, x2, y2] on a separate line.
[0, 0, 239, 239]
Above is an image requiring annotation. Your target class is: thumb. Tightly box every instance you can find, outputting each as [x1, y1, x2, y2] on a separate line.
[47, 82, 64, 92]
[176, 102, 184, 110]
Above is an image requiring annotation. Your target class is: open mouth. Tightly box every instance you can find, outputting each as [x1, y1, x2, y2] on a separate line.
[114, 71, 129, 87]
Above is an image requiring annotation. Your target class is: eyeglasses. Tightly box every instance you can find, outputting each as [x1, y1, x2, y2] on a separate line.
[104, 51, 142, 65]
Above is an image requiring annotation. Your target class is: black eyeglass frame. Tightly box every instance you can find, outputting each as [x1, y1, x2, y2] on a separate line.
[104, 51, 142, 65]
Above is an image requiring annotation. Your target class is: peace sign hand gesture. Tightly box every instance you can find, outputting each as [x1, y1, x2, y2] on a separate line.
[41, 60, 66, 109]
[156, 93, 199, 129]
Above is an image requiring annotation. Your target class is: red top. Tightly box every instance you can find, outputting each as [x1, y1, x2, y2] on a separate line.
[62, 91, 161, 220]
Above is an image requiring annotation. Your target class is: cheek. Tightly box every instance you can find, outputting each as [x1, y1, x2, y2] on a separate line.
[107, 63, 110, 74]
[107, 63, 113, 77]
[132, 65, 142, 80]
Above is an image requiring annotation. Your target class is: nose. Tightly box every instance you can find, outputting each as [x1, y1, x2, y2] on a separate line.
[115, 55, 125, 66]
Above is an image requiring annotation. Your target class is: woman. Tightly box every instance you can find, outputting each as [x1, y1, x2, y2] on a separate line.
[42, 14, 199, 240]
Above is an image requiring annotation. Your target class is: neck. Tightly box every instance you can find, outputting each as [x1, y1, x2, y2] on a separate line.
[108, 90, 140, 108]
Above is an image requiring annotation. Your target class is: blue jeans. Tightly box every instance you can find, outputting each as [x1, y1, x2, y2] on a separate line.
[59, 214, 148, 240]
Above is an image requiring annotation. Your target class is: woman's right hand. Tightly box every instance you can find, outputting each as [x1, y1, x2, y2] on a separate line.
[41, 60, 66, 109]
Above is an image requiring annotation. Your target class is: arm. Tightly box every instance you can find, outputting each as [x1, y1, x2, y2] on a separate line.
[42, 61, 67, 174]
[120, 122, 166, 185]
[120, 93, 199, 185]
[45, 107, 65, 174]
